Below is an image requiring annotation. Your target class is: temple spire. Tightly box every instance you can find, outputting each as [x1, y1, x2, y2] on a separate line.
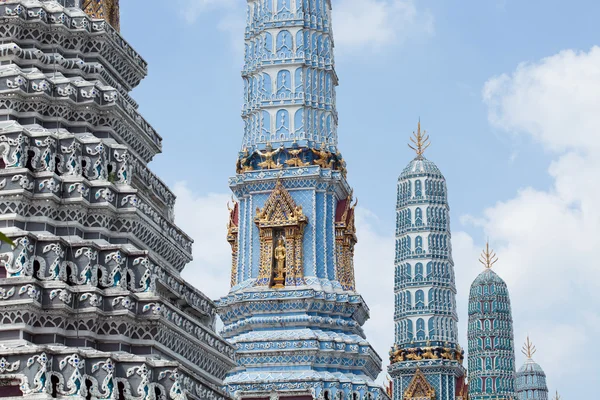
[553, 391, 561, 400]
[82, 0, 120, 31]
[522, 336, 537, 359]
[479, 241, 499, 269]
[408, 120, 431, 158]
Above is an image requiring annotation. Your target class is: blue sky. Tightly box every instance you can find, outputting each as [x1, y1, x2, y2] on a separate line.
[120, 0, 600, 397]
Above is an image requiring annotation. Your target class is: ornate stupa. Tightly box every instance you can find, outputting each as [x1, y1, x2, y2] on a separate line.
[467, 243, 516, 400]
[0, 1, 234, 398]
[516, 337, 549, 400]
[217, 1, 387, 400]
[388, 124, 466, 400]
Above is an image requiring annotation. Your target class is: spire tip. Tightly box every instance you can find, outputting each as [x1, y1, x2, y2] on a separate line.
[408, 120, 431, 158]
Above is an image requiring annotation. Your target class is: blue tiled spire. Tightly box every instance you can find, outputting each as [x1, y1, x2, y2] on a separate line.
[388, 124, 466, 400]
[217, 2, 387, 400]
[467, 244, 516, 400]
[242, 0, 337, 151]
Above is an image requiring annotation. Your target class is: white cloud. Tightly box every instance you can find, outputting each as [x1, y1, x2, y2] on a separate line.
[472, 46, 600, 395]
[174, 182, 232, 301]
[179, 0, 433, 55]
[179, 0, 237, 24]
[352, 208, 395, 381]
[332, 0, 434, 52]
[179, 0, 244, 51]
[483, 46, 600, 153]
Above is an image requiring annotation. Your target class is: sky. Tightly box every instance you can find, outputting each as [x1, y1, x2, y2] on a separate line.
[119, 0, 600, 397]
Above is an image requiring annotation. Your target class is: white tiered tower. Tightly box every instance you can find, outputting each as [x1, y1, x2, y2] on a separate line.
[388, 125, 466, 400]
[217, 1, 388, 400]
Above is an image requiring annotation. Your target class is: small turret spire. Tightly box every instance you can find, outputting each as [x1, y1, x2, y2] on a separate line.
[408, 119, 431, 158]
[82, 0, 120, 31]
[479, 241, 498, 269]
[553, 391, 561, 400]
[522, 336, 537, 359]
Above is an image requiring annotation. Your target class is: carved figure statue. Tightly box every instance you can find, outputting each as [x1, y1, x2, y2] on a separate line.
[285, 148, 309, 167]
[273, 238, 286, 288]
[236, 148, 253, 173]
[335, 151, 347, 176]
[311, 143, 333, 169]
[256, 144, 283, 170]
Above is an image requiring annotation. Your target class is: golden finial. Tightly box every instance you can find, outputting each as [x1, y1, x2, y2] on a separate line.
[479, 241, 498, 269]
[522, 336, 537, 359]
[408, 120, 431, 158]
[553, 391, 561, 400]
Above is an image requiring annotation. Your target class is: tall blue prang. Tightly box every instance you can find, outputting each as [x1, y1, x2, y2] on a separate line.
[388, 124, 467, 400]
[217, 1, 387, 400]
[467, 243, 516, 400]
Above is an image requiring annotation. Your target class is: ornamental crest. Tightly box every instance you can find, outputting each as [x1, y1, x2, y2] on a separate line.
[255, 180, 307, 288]
[404, 369, 436, 400]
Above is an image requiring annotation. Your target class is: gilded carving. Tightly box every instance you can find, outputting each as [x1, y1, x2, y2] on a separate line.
[273, 238, 287, 288]
[408, 120, 431, 158]
[311, 143, 334, 169]
[82, 0, 120, 31]
[285, 147, 310, 167]
[255, 181, 307, 287]
[236, 148, 254, 173]
[256, 144, 283, 170]
[227, 201, 239, 287]
[403, 368, 436, 400]
[335, 195, 357, 291]
[389, 343, 464, 364]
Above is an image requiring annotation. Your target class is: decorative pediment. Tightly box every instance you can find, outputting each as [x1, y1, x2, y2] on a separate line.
[255, 180, 307, 228]
[254, 181, 307, 288]
[404, 369, 436, 400]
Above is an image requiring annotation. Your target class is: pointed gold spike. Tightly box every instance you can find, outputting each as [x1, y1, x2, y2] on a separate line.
[408, 120, 431, 158]
[521, 335, 537, 359]
[553, 391, 561, 400]
[479, 241, 499, 269]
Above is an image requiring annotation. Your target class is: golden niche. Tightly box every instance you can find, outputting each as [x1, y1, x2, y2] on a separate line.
[255, 180, 307, 288]
[334, 194, 357, 291]
[404, 368, 436, 400]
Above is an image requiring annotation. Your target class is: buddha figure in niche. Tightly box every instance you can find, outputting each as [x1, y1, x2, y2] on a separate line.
[273, 237, 286, 288]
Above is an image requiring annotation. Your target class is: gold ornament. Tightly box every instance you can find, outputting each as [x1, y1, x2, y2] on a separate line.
[404, 369, 436, 400]
[335, 151, 348, 177]
[334, 194, 357, 291]
[311, 143, 333, 169]
[256, 144, 283, 170]
[236, 148, 254, 173]
[553, 391, 561, 400]
[226, 200, 239, 287]
[273, 238, 287, 288]
[255, 181, 307, 287]
[82, 0, 120, 31]
[408, 120, 431, 158]
[522, 335, 537, 359]
[285, 148, 310, 167]
[480, 241, 499, 269]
